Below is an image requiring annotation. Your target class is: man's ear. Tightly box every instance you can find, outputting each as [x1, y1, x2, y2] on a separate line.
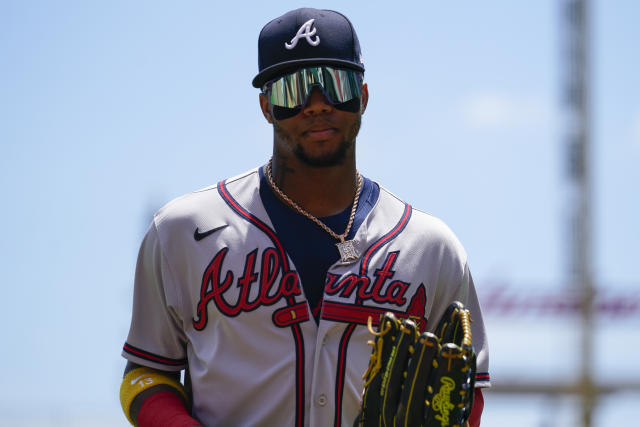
[360, 83, 369, 114]
[259, 93, 273, 123]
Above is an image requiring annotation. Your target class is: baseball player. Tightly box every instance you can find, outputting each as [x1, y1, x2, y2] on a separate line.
[120, 8, 490, 427]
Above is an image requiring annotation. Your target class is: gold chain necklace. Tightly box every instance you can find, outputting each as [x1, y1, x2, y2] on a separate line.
[265, 157, 363, 263]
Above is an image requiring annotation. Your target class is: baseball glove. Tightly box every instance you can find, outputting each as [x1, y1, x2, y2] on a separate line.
[354, 301, 476, 427]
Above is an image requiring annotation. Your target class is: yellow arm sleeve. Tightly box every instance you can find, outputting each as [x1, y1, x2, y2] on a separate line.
[120, 367, 188, 425]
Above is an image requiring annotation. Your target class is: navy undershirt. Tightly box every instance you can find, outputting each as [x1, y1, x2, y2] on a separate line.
[258, 168, 379, 322]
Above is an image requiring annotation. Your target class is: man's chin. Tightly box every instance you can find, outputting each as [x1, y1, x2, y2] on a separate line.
[294, 144, 350, 168]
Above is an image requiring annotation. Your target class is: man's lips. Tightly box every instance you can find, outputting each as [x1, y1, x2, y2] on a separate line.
[303, 127, 337, 139]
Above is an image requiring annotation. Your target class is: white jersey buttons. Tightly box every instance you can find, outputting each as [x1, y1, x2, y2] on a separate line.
[316, 394, 327, 406]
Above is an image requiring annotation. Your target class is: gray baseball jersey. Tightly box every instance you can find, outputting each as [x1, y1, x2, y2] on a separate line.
[122, 166, 490, 427]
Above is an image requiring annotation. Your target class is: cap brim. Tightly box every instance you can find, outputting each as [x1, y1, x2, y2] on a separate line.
[252, 58, 365, 88]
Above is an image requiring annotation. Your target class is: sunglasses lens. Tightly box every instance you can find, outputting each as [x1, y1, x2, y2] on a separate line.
[265, 66, 362, 109]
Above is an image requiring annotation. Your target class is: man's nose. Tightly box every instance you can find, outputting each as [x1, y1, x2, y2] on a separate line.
[302, 87, 333, 116]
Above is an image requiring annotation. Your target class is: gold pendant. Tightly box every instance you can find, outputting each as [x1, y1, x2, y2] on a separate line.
[336, 240, 359, 263]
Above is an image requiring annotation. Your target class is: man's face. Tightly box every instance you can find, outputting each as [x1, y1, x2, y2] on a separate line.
[260, 81, 369, 168]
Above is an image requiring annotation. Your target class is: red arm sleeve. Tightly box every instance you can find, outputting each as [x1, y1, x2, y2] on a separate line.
[137, 392, 202, 427]
[468, 388, 484, 427]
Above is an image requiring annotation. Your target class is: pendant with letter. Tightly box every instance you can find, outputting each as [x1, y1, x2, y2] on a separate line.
[336, 239, 359, 263]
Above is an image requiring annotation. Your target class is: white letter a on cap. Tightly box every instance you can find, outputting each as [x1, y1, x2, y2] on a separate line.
[285, 19, 320, 50]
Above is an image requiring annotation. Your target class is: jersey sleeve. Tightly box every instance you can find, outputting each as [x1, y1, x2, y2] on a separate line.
[466, 270, 491, 388]
[122, 220, 188, 371]
[424, 219, 491, 388]
[425, 244, 491, 388]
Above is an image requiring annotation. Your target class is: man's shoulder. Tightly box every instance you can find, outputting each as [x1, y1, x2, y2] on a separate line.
[153, 167, 260, 229]
[375, 184, 467, 258]
[375, 185, 453, 230]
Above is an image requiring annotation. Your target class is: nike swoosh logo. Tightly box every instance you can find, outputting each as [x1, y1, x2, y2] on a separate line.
[194, 225, 228, 241]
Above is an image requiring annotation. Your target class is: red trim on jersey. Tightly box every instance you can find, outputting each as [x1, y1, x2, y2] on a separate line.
[123, 343, 186, 367]
[334, 323, 356, 427]
[218, 179, 306, 427]
[332, 203, 413, 426]
[321, 300, 422, 327]
[217, 181, 291, 271]
[292, 324, 305, 427]
[273, 302, 310, 326]
[475, 372, 491, 382]
[359, 203, 412, 276]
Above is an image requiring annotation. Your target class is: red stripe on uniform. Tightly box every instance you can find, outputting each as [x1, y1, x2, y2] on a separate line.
[332, 203, 413, 425]
[475, 373, 491, 381]
[123, 343, 186, 366]
[321, 300, 424, 330]
[218, 179, 305, 427]
[293, 325, 305, 427]
[333, 324, 356, 427]
[218, 181, 290, 270]
[360, 204, 412, 276]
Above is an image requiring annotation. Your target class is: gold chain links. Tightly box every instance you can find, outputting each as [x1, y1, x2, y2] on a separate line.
[265, 157, 363, 244]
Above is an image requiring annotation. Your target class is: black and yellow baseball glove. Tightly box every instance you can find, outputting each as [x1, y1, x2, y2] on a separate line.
[354, 301, 476, 427]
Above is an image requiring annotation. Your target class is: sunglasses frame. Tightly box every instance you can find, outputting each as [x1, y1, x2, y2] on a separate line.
[262, 66, 363, 109]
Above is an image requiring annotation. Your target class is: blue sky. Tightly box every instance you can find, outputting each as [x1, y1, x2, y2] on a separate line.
[1, 1, 639, 425]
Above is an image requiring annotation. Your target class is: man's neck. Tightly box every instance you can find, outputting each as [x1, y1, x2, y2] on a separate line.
[269, 154, 358, 218]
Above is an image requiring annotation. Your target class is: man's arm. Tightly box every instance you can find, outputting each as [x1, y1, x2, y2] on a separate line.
[123, 361, 181, 424]
[121, 361, 201, 427]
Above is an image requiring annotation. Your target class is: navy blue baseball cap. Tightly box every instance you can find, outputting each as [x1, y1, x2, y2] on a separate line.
[252, 8, 365, 88]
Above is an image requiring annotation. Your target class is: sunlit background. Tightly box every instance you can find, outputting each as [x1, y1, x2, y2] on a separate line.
[1, 1, 639, 426]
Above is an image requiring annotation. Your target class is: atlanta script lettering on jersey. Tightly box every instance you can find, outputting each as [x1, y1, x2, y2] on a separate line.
[324, 251, 408, 305]
[192, 248, 412, 330]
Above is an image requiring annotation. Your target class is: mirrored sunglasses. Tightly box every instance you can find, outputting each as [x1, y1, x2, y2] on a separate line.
[263, 66, 363, 109]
